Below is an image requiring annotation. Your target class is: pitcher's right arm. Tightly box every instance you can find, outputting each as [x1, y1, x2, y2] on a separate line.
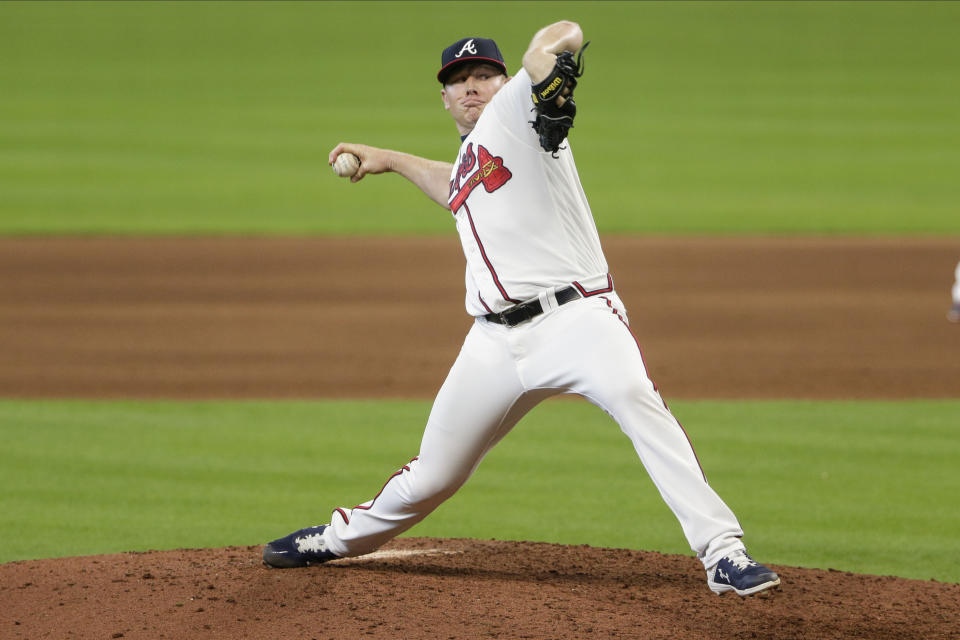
[329, 143, 453, 209]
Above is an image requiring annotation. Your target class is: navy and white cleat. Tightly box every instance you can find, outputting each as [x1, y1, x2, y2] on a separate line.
[707, 549, 781, 596]
[262, 525, 338, 568]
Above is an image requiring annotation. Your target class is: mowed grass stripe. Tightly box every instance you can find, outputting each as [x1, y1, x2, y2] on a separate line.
[1, 399, 956, 583]
[2, 2, 958, 234]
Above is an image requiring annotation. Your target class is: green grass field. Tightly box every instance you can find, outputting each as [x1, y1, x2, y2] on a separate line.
[2, 399, 958, 582]
[1, 2, 958, 584]
[2, 1, 959, 234]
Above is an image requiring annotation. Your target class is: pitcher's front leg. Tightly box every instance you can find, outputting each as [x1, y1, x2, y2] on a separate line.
[559, 299, 746, 568]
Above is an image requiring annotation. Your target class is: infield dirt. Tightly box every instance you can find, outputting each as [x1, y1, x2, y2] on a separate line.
[2, 235, 959, 399]
[1, 235, 958, 639]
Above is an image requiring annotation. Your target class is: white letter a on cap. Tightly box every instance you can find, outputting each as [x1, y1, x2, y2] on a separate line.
[456, 39, 477, 58]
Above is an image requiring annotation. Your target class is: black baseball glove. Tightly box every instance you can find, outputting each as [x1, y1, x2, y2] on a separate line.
[530, 41, 590, 155]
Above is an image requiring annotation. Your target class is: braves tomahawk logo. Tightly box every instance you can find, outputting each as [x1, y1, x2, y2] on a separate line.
[449, 143, 513, 213]
[455, 39, 477, 58]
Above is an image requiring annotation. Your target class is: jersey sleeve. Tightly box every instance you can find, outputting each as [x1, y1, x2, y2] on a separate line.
[488, 68, 541, 148]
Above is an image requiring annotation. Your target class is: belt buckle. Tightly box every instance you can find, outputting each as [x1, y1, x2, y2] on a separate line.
[502, 300, 537, 327]
[498, 306, 521, 327]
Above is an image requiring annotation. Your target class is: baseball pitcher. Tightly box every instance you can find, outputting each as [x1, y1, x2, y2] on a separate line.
[263, 21, 781, 597]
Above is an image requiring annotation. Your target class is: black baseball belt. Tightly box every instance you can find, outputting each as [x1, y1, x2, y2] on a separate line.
[483, 286, 582, 327]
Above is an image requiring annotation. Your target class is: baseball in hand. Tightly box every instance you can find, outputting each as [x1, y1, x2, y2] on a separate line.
[333, 152, 360, 178]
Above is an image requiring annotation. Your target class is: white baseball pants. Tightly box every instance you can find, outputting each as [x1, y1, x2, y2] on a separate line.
[323, 291, 746, 569]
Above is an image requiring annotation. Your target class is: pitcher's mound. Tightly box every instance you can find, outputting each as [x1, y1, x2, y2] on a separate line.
[2, 537, 957, 639]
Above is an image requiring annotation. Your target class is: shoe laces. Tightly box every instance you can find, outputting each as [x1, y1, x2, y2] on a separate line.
[295, 532, 328, 554]
[727, 550, 758, 571]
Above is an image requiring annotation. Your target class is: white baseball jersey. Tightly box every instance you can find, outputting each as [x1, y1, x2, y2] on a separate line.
[447, 68, 610, 315]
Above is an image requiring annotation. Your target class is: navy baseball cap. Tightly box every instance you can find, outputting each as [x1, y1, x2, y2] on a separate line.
[437, 37, 507, 84]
